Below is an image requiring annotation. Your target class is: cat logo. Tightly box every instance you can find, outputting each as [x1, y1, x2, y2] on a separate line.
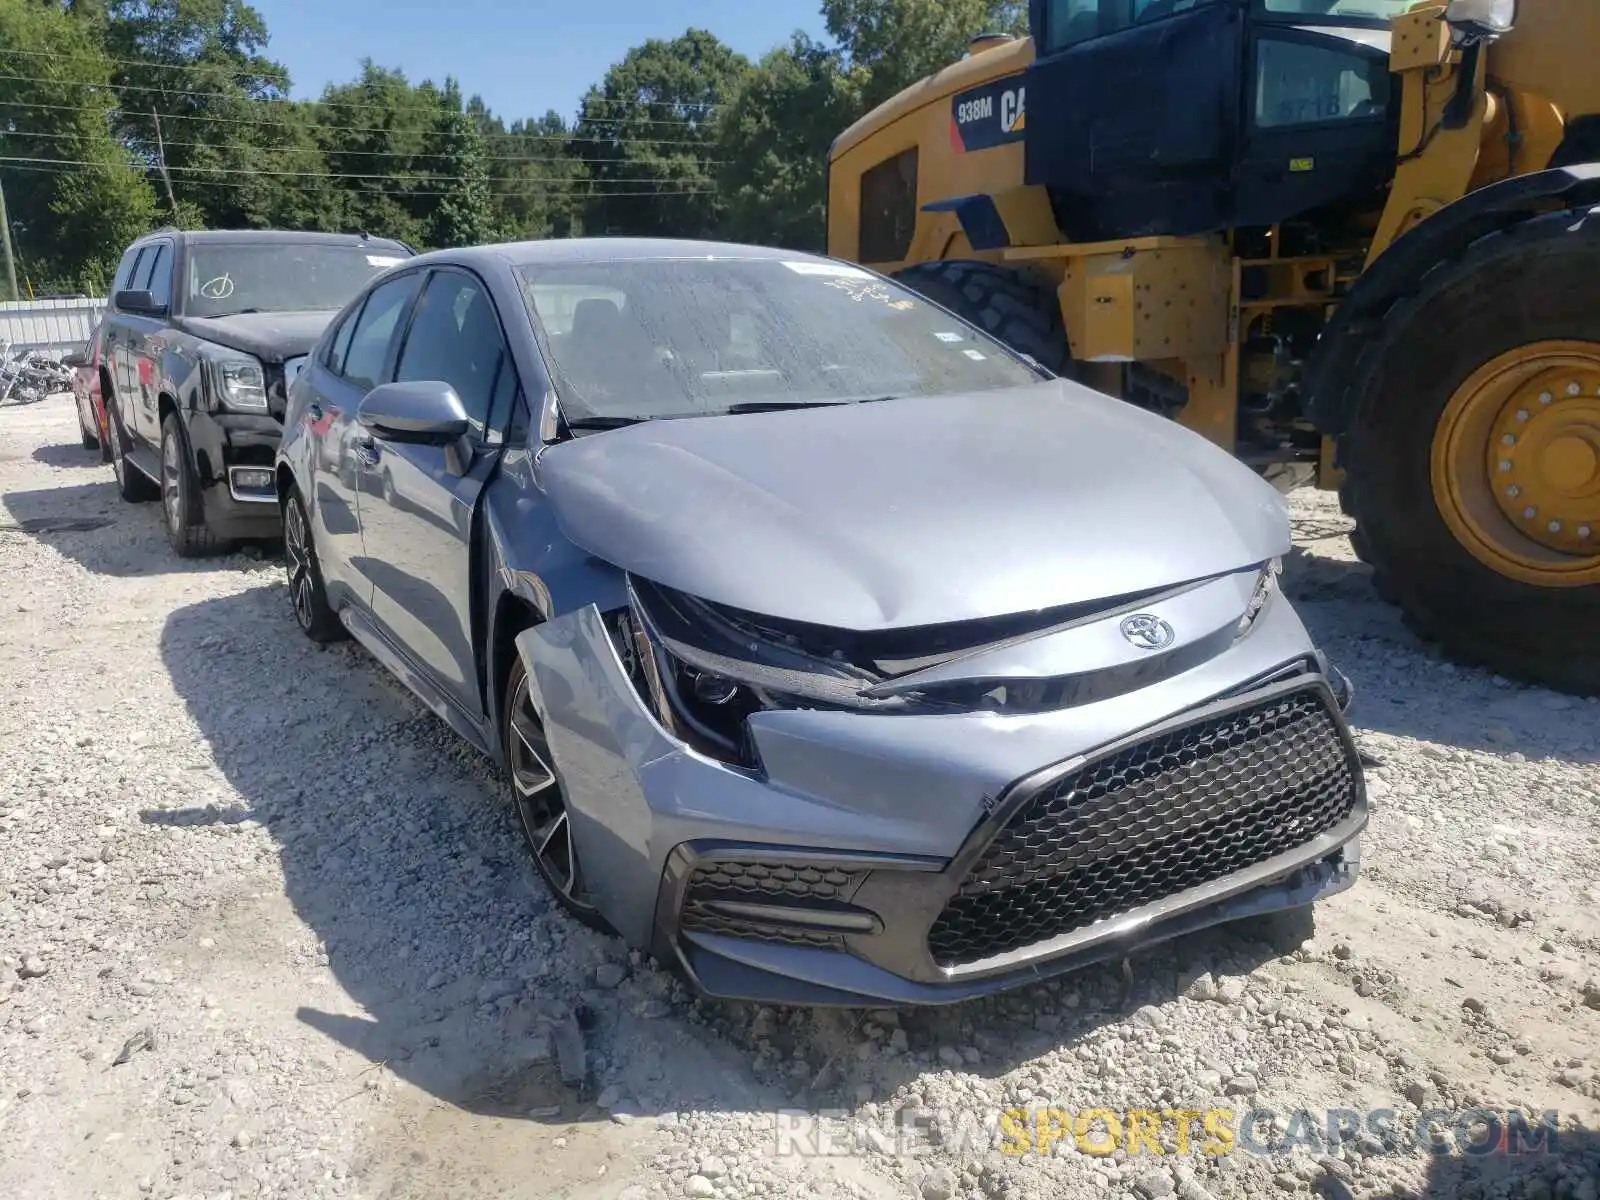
[950, 77, 1027, 153]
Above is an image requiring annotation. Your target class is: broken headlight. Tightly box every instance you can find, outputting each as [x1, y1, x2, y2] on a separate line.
[1236, 557, 1282, 640]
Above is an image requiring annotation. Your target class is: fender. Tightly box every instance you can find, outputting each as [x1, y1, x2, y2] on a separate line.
[1305, 163, 1600, 439]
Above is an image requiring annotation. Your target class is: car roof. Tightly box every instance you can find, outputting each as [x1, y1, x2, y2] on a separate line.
[409, 237, 844, 271]
[131, 228, 412, 253]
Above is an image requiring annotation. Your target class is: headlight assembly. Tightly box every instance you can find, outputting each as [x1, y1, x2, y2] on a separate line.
[203, 353, 268, 413]
[1236, 557, 1282, 640]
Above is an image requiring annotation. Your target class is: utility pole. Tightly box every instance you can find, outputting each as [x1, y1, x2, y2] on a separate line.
[0, 170, 18, 302]
[152, 108, 180, 223]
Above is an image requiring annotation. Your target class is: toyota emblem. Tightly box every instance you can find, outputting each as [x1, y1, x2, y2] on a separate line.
[1120, 613, 1175, 651]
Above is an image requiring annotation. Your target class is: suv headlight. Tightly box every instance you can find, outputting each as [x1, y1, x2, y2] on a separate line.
[1445, 0, 1517, 43]
[204, 354, 268, 412]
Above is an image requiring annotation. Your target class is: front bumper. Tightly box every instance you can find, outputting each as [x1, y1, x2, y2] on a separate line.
[187, 410, 284, 539]
[518, 588, 1366, 1007]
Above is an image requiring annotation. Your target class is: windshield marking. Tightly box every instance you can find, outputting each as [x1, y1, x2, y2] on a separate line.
[199, 274, 235, 300]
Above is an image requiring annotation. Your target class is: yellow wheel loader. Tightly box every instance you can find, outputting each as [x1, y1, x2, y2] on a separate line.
[826, 0, 1600, 696]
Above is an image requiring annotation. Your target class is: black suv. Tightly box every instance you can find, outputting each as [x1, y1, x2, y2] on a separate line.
[102, 228, 414, 556]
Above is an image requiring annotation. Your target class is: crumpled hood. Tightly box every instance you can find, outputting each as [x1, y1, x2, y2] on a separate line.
[535, 381, 1291, 631]
[172, 310, 335, 363]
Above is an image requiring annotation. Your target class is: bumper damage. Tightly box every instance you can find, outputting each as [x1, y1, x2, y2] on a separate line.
[516, 583, 1367, 1007]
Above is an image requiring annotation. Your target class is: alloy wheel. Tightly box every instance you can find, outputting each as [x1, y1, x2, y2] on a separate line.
[508, 672, 594, 915]
[284, 498, 316, 631]
[161, 429, 182, 533]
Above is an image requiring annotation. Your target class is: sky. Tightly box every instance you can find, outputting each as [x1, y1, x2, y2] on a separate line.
[248, 0, 829, 123]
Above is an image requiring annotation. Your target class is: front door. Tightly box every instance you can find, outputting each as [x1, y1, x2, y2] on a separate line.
[356, 267, 520, 718]
[302, 269, 425, 609]
[126, 239, 173, 444]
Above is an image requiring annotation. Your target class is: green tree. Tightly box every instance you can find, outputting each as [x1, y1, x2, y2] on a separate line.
[426, 81, 499, 248]
[822, 0, 1027, 108]
[570, 29, 749, 239]
[0, 0, 160, 292]
[715, 35, 859, 252]
[99, 0, 293, 229]
[492, 110, 583, 241]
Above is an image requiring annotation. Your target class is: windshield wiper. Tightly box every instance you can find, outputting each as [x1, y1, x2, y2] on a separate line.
[723, 397, 898, 414]
[562, 414, 662, 430]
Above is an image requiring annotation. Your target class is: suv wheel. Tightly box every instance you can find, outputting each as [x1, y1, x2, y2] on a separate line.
[108, 406, 158, 504]
[283, 486, 345, 643]
[78, 400, 99, 450]
[160, 413, 221, 557]
[504, 655, 610, 933]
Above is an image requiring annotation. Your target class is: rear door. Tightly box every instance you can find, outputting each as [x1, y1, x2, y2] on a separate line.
[298, 269, 425, 610]
[357, 266, 521, 718]
[106, 244, 147, 441]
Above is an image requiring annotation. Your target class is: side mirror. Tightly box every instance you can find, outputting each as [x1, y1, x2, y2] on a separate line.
[357, 380, 470, 445]
[114, 288, 167, 317]
[60, 349, 88, 368]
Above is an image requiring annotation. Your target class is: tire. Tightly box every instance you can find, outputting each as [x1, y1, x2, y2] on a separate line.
[159, 413, 223, 558]
[891, 259, 1074, 375]
[78, 401, 98, 450]
[108, 404, 159, 504]
[282, 486, 346, 644]
[503, 654, 612, 934]
[1338, 209, 1600, 696]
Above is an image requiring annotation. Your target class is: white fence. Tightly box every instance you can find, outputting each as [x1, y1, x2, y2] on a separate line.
[0, 296, 107, 356]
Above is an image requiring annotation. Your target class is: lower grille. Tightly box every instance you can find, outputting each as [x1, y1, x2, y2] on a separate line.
[927, 688, 1359, 968]
[679, 903, 845, 950]
[678, 859, 866, 951]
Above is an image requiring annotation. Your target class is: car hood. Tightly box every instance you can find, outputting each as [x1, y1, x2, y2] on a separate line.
[534, 381, 1291, 631]
[172, 310, 334, 363]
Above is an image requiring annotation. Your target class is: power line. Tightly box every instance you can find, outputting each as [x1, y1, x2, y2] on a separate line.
[0, 157, 716, 198]
[0, 70, 722, 128]
[0, 46, 724, 116]
[0, 152, 713, 186]
[1, 124, 728, 167]
[0, 98, 719, 146]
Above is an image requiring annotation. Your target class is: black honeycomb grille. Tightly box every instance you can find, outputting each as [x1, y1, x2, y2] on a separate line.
[677, 860, 866, 951]
[678, 904, 845, 950]
[927, 688, 1358, 968]
[685, 861, 864, 902]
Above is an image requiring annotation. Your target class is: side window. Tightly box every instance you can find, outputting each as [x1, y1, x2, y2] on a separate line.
[137, 242, 172, 307]
[858, 147, 919, 264]
[324, 305, 360, 374]
[1043, 0, 1210, 50]
[1043, 0, 1103, 50]
[340, 273, 423, 391]
[394, 269, 514, 434]
[114, 246, 147, 297]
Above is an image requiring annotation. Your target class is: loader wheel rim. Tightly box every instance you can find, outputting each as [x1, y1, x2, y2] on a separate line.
[1432, 341, 1600, 587]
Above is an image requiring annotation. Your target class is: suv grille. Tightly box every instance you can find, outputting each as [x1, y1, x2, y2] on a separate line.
[678, 860, 865, 951]
[927, 688, 1358, 969]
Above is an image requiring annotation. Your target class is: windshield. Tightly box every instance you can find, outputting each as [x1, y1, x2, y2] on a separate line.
[517, 258, 1042, 421]
[183, 243, 409, 318]
[1258, 0, 1411, 21]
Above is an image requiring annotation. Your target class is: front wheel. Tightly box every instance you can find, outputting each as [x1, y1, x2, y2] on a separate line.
[1340, 210, 1600, 696]
[160, 414, 222, 558]
[503, 655, 611, 933]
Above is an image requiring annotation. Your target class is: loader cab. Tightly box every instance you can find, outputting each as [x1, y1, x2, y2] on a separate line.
[1023, 0, 1402, 241]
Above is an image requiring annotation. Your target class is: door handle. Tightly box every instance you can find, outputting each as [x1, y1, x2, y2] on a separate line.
[354, 438, 380, 468]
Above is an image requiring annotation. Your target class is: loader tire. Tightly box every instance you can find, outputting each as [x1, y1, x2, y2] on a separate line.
[891, 260, 1073, 375]
[1338, 208, 1600, 696]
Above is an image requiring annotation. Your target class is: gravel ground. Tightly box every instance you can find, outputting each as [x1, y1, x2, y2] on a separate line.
[2, 393, 1597, 1200]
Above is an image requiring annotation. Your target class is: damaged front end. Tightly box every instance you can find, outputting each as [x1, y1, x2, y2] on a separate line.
[515, 562, 1366, 1006]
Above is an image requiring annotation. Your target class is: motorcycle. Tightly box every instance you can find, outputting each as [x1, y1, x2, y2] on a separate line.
[0, 343, 75, 405]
